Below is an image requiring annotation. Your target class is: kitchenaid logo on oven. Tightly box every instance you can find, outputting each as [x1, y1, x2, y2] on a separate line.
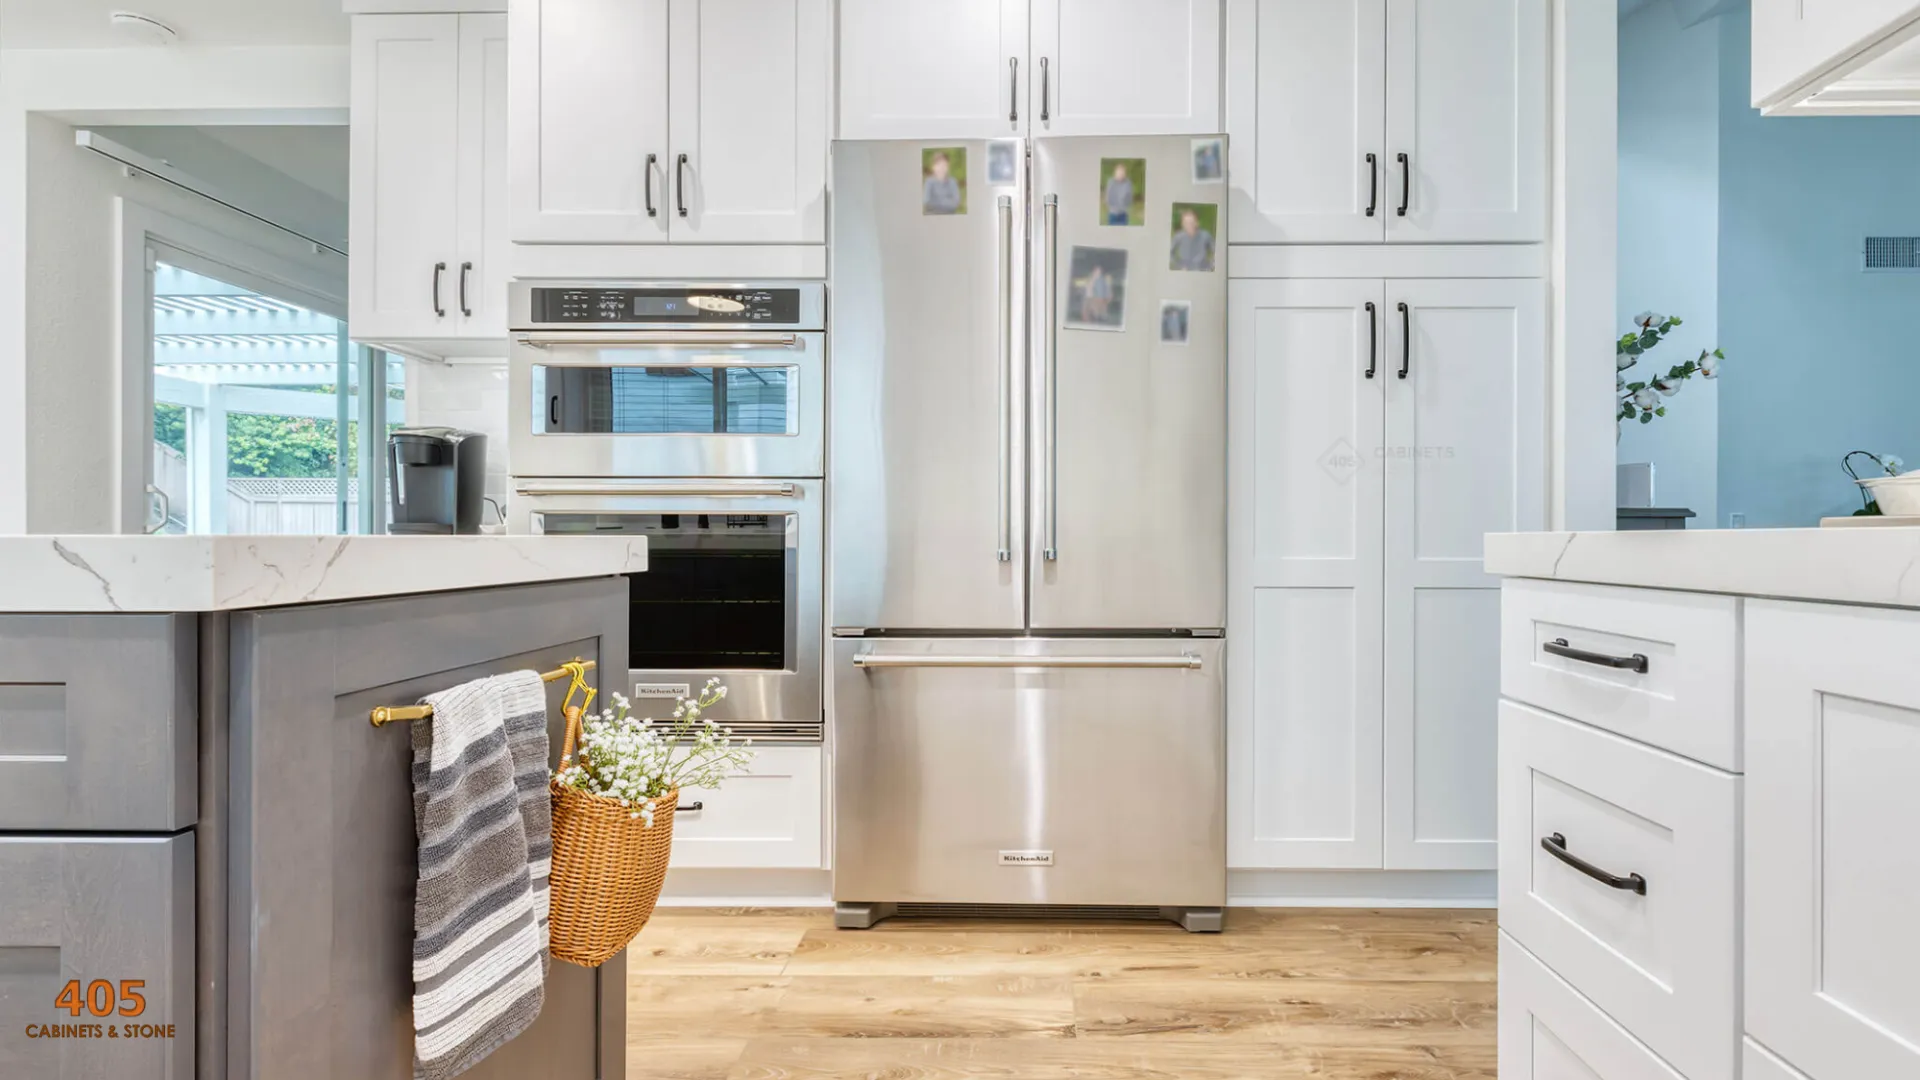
[633, 683, 692, 699]
[998, 850, 1054, 866]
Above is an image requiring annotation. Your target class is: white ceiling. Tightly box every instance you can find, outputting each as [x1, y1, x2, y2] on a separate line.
[199, 125, 349, 202]
[0, 0, 348, 48]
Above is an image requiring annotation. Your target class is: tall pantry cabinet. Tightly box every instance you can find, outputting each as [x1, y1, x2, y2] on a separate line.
[1225, 0, 1549, 875]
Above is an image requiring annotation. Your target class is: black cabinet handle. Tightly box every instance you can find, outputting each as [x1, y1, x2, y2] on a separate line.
[1365, 152, 1378, 218]
[645, 152, 658, 218]
[432, 262, 446, 317]
[1396, 152, 1410, 217]
[1040, 57, 1050, 123]
[1543, 637, 1649, 674]
[1541, 833, 1647, 895]
[1364, 301, 1377, 379]
[677, 801, 704, 812]
[1009, 57, 1019, 123]
[547, 396, 559, 430]
[1397, 301, 1410, 379]
[676, 153, 689, 218]
[458, 261, 473, 317]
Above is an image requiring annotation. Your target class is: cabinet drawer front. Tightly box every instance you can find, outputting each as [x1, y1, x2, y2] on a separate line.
[1501, 579, 1738, 770]
[1500, 701, 1739, 1080]
[0, 834, 194, 1080]
[670, 745, 823, 869]
[1499, 933, 1686, 1080]
[0, 615, 196, 831]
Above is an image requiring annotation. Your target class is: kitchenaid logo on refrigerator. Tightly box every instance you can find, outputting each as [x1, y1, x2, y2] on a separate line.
[632, 683, 691, 699]
[998, 850, 1054, 866]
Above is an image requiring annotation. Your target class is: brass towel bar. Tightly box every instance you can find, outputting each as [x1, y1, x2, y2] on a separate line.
[369, 659, 596, 727]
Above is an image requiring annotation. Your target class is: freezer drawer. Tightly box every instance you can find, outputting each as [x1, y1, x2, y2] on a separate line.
[832, 637, 1225, 907]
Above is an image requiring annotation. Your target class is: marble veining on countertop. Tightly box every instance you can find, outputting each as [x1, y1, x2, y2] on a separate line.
[0, 535, 647, 613]
[1486, 527, 1920, 608]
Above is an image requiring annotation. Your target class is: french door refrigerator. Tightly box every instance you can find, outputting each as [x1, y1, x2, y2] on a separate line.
[829, 136, 1227, 930]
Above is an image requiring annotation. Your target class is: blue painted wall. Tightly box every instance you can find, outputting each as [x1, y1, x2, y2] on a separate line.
[1716, 9, 1920, 526]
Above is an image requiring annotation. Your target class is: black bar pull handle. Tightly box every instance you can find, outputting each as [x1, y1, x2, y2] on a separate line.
[1365, 152, 1378, 218]
[1542, 833, 1647, 895]
[676, 153, 689, 218]
[1396, 152, 1410, 217]
[645, 152, 658, 217]
[1543, 637, 1649, 674]
[458, 261, 473, 317]
[678, 801, 704, 812]
[1397, 301, 1410, 379]
[548, 396, 560, 429]
[432, 261, 446, 317]
[1364, 301, 1378, 379]
[1009, 57, 1019, 123]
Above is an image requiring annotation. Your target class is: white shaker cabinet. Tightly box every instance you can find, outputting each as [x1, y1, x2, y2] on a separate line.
[837, 0, 1219, 139]
[1225, 0, 1546, 244]
[1746, 600, 1920, 1080]
[351, 13, 509, 345]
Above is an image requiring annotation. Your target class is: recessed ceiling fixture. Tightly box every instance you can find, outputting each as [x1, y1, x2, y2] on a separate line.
[109, 11, 179, 46]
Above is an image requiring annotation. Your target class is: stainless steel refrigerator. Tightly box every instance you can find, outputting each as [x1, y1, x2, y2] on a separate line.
[829, 136, 1227, 931]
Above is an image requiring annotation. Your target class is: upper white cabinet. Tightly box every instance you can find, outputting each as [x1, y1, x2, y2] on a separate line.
[1226, 0, 1546, 244]
[509, 0, 828, 245]
[1752, 0, 1920, 114]
[350, 13, 508, 344]
[1746, 600, 1920, 1080]
[838, 0, 1220, 140]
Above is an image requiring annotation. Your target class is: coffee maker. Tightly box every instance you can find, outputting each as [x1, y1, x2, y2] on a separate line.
[387, 427, 487, 534]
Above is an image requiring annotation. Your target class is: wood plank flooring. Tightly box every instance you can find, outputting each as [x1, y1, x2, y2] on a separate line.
[626, 907, 1496, 1079]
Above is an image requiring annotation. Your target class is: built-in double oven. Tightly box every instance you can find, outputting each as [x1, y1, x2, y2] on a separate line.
[508, 281, 825, 741]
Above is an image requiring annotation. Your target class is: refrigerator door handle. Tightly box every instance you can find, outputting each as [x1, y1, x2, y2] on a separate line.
[997, 194, 1015, 563]
[1042, 193, 1060, 562]
[853, 653, 1204, 671]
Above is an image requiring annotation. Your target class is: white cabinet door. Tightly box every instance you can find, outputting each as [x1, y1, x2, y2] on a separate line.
[1225, 0, 1386, 243]
[455, 13, 508, 336]
[670, 745, 824, 869]
[1384, 0, 1546, 243]
[1029, 0, 1221, 135]
[838, 0, 1027, 140]
[1228, 279, 1386, 868]
[1746, 600, 1920, 1080]
[350, 14, 461, 341]
[1383, 278, 1544, 869]
[509, 0, 670, 243]
[667, 0, 828, 244]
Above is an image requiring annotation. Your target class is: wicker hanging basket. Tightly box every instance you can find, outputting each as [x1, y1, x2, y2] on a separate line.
[547, 701, 677, 968]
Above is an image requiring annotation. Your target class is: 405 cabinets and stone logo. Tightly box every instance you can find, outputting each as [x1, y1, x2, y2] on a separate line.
[20, 979, 176, 1041]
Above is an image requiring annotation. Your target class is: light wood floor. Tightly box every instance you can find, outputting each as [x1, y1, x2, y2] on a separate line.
[626, 907, 1496, 1079]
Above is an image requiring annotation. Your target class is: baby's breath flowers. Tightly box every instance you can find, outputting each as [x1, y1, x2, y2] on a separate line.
[553, 678, 753, 825]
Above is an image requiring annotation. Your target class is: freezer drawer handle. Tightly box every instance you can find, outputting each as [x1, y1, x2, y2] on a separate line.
[515, 481, 798, 498]
[853, 654, 1203, 671]
[1543, 637, 1649, 674]
[1541, 833, 1647, 896]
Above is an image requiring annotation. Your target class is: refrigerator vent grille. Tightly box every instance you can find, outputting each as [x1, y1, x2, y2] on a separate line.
[1864, 237, 1920, 271]
[895, 903, 1173, 924]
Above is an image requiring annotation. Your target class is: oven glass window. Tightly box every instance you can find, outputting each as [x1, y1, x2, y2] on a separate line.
[538, 512, 789, 671]
[538, 365, 796, 435]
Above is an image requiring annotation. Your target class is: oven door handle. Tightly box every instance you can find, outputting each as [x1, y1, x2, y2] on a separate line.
[515, 481, 799, 498]
[515, 333, 802, 350]
[853, 654, 1203, 671]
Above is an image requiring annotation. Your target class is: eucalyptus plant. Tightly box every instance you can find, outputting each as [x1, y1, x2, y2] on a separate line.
[1617, 312, 1724, 426]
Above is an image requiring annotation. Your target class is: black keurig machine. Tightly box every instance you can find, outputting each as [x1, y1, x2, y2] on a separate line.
[387, 427, 487, 534]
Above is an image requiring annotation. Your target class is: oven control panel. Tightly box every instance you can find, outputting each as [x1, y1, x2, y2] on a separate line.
[531, 287, 803, 325]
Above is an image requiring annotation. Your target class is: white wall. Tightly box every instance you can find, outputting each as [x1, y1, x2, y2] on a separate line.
[1616, 0, 1722, 524]
[0, 45, 348, 533]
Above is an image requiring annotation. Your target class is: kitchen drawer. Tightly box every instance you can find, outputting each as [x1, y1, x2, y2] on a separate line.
[0, 833, 195, 1080]
[0, 614, 197, 831]
[1502, 578, 1739, 770]
[1744, 1038, 1813, 1080]
[1499, 932, 1686, 1080]
[1500, 700, 1740, 1080]
[670, 745, 823, 869]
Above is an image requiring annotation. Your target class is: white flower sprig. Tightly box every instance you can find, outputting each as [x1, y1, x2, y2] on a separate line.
[553, 678, 754, 826]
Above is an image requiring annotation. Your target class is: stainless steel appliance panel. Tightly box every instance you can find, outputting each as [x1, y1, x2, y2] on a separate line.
[831, 636, 1225, 906]
[829, 140, 1027, 631]
[510, 478, 822, 741]
[1030, 136, 1227, 631]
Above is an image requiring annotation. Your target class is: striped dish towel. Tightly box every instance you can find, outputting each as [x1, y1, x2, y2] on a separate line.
[409, 671, 552, 1080]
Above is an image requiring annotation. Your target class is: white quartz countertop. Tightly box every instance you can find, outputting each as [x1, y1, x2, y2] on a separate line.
[0, 535, 647, 613]
[1486, 527, 1920, 608]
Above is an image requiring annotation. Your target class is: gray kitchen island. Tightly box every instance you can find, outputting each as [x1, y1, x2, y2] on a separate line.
[0, 534, 644, 1080]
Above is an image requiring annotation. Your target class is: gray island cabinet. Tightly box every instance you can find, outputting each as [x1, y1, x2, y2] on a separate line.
[0, 535, 644, 1080]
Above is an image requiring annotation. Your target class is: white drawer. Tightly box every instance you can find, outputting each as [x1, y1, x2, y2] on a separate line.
[1744, 1039, 1813, 1080]
[1502, 578, 1739, 770]
[1500, 933, 1686, 1080]
[1500, 700, 1740, 1080]
[669, 745, 823, 869]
